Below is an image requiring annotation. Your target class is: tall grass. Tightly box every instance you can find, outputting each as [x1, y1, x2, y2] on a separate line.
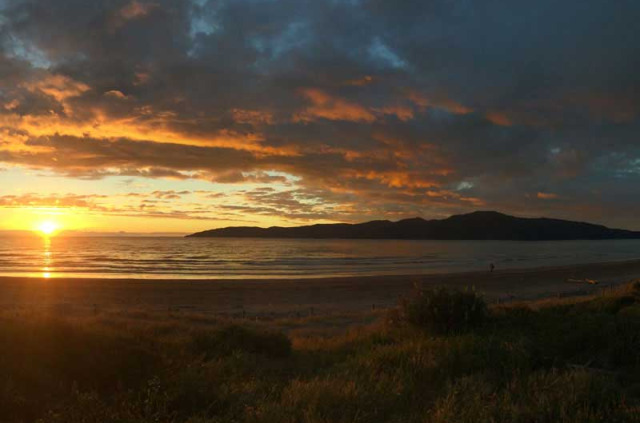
[1, 282, 639, 422]
[392, 285, 488, 334]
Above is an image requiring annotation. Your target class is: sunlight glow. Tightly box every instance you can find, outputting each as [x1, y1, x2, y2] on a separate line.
[37, 221, 59, 236]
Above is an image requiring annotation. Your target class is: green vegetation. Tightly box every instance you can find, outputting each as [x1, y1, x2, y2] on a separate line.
[2, 282, 640, 422]
[393, 285, 488, 335]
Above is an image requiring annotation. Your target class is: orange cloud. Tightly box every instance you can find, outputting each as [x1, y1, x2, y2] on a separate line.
[344, 75, 375, 86]
[119, 1, 156, 21]
[0, 108, 297, 157]
[134, 71, 151, 85]
[107, 1, 157, 32]
[104, 90, 129, 100]
[407, 91, 473, 115]
[23, 74, 90, 102]
[486, 111, 513, 126]
[3, 99, 20, 111]
[0, 194, 106, 209]
[231, 109, 274, 125]
[295, 89, 416, 122]
[347, 170, 441, 189]
[537, 192, 559, 200]
[295, 88, 376, 122]
[376, 105, 414, 121]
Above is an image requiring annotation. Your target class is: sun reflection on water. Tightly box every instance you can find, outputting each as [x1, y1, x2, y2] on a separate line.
[42, 237, 52, 278]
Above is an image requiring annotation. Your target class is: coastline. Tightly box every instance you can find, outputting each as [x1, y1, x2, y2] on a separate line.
[2, 259, 640, 315]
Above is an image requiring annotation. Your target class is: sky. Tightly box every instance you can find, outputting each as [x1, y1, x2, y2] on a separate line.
[0, 0, 639, 233]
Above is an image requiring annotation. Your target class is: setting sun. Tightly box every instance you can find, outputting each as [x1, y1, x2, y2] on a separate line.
[37, 221, 59, 236]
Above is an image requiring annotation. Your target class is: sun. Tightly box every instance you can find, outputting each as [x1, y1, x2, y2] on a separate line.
[37, 221, 59, 236]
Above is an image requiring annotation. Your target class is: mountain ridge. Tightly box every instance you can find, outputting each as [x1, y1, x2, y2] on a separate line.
[186, 211, 640, 241]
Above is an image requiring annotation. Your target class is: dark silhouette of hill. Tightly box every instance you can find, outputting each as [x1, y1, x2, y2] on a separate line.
[187, 211, 640, 240]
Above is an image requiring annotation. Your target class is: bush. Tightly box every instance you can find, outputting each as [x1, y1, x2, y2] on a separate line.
[395, 286, 488, 335]
[190, 325, 292, 359]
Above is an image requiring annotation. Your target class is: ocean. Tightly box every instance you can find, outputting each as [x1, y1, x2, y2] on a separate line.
[0, 236, 639, 279]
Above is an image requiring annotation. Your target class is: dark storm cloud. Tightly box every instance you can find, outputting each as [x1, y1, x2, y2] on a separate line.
[1, 0, 640, 227]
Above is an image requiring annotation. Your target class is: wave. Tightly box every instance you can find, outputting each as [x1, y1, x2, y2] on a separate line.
[0, 237, 638, 279]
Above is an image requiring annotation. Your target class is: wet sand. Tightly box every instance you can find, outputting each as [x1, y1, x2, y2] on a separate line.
[1, 260, 640, 315]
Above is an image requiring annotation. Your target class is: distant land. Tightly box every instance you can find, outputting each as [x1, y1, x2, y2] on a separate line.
[187, 211, 640, 241]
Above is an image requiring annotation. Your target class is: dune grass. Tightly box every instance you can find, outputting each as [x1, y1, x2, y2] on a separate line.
[1, 282, 640, 422]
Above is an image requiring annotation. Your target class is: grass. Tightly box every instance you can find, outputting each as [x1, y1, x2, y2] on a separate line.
[392, 285, 488, 335]
[1, 282, 639, 422]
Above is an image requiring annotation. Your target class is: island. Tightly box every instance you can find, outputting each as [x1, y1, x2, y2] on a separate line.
[187, 211, 640, 240]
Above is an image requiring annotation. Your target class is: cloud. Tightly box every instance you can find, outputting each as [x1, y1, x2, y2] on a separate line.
[294, 88, 377, 123]
[23, 74, 90, 102]
[0, 193, 106, 209]
[119, 1, 156, 21]
[536, 192, 559, 200]
[104, 90, 129, 99]
[3, 134, 259, 178]
[0, 0, 639, 229]
[211, 171, 291, 184]
[150, 190, 191, 199]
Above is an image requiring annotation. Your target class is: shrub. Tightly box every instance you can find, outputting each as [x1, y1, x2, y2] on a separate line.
[190, 325, 292, 359]
[395, 286, 488, 335]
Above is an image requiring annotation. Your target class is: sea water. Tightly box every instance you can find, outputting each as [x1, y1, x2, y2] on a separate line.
[0, 236, 639, 279]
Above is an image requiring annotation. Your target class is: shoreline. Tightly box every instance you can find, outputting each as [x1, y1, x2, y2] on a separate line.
[1, 257, 640, 282]
[2, 259, 640, 315]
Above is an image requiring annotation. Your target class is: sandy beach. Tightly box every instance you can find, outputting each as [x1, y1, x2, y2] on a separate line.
[2, 259, 640, 316]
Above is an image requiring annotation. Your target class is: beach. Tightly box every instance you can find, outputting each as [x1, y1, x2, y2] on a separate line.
[2, 259, 640, 316]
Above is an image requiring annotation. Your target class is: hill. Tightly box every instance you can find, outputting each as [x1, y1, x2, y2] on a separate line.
[187, 211, 640, 240]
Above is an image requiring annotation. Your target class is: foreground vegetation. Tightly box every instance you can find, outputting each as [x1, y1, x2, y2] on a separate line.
[2, 282, 640, 422]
